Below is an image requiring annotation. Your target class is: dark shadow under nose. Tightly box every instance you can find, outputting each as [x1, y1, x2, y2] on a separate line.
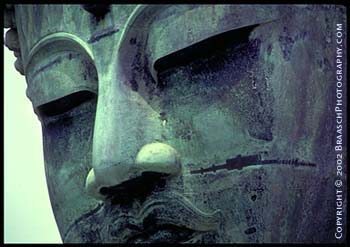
[85, 142, 182, 201]
[99, 172, 169, 206]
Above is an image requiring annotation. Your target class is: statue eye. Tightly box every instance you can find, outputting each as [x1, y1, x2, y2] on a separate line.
[152, 22, 273, 142]
[152, 24, 259, 90]
[153, 24, 259, 74]
[36, 90, 96, 117]
[26, 51, 98, 119]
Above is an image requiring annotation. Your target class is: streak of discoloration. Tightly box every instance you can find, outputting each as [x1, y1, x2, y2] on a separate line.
[88, 26, 119, 44]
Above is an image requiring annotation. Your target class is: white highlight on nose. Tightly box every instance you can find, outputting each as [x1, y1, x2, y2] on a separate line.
[134, 142, 181, 175]
[85, 142, 181, 200]
[85, 168, 105, 200]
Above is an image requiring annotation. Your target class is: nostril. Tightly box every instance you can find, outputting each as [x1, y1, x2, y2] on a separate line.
[85, 142, 182, 201]
[99, 172, 169, 205]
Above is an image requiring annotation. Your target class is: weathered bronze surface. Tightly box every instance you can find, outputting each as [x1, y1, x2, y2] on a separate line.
[4, 4, 347, 243]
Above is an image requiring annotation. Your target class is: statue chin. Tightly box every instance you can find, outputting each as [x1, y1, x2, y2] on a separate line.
[5, 4, 346, 243]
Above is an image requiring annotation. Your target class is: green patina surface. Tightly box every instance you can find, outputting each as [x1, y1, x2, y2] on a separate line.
[4, 4, 347, 243]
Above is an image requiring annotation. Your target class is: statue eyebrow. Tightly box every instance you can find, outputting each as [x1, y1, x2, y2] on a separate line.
[153, 23, 260, 73]
[190, 152, 316, 175]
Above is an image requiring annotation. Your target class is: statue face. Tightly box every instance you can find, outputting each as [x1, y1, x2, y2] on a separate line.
[9, 4, 345, 243]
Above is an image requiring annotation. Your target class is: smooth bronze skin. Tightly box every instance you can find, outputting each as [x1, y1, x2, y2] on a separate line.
[4, 5, 346, 243]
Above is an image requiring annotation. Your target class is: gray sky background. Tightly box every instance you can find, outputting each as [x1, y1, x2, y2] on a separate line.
[4, 30, 62, 243]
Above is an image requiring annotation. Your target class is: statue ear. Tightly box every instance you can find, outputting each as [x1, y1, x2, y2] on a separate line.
[4, 5, 25, 75]
[81, 4, 110, 19]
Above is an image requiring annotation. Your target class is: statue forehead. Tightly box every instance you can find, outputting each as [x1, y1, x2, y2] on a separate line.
[15, 5, 135, 68]
[16, 4, 292, 71]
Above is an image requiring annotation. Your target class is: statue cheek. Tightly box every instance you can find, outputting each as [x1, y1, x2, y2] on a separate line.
[41, 98, 98, 237]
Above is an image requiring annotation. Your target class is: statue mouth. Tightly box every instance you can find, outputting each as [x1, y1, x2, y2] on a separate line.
[108, 191, 222, 243]
[63, 183, 221, 243]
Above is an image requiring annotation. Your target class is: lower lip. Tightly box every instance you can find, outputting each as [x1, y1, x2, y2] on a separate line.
[126, 225, 197, 243]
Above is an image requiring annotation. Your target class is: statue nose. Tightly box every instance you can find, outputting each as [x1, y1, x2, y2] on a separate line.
[85, 142, 182, 200]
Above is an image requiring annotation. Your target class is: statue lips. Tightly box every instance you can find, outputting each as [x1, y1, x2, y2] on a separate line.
[62, 191, 222, 243]
[109, 191, 222, 243]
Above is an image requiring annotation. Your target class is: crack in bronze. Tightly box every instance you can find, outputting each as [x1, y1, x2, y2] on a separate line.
[190, 152, 316, 175]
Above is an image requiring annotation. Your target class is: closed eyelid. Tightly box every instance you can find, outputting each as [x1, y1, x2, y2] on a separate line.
[26, 52, 98, 109]
[35, 90, 97, 117]
[153, 23, 260, 73]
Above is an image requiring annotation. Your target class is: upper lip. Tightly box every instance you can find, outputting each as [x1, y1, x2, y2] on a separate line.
[63, 190, 222, 243]
[109, 191, 222, 243]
